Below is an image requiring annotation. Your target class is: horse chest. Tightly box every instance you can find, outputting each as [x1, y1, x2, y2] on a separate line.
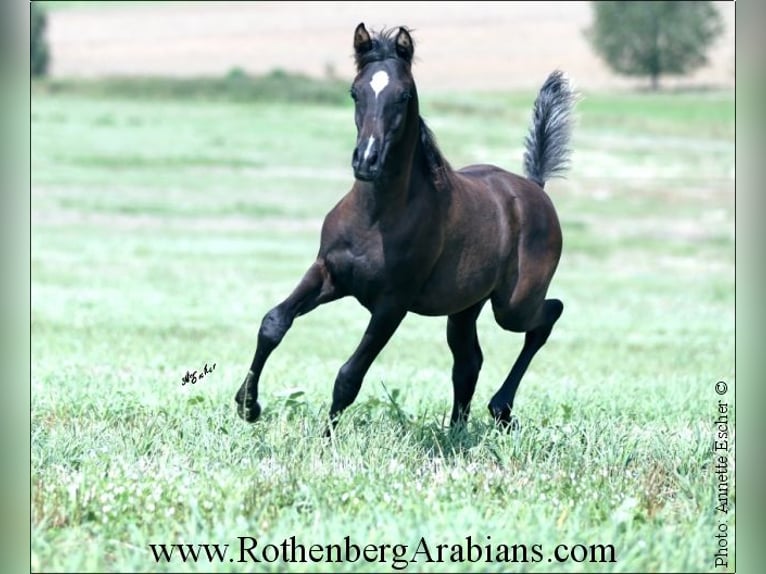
[326, 235, 387, 300]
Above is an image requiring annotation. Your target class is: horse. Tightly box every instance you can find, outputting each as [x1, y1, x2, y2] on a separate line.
[235, 23, 576, 433]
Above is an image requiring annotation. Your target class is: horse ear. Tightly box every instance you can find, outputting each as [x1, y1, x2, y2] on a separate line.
[354, 22, 373, 55]
[395, 27, 414, 63]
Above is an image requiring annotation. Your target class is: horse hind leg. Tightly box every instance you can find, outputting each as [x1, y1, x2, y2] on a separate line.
[446, 301, 486, 426]
[488, 297, 563, 429]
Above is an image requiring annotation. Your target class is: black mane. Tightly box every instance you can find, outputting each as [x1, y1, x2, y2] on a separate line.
[418, 118, 453, 189]
[354, 27, 414, 71]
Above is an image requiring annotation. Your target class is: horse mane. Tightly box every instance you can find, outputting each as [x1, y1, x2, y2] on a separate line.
[418, 118, 453, 190]
[354, 27, 413, 71]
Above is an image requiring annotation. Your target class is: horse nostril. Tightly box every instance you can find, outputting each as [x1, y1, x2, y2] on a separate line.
[368, 150, 379, 166]
[352, 147, 360, 166]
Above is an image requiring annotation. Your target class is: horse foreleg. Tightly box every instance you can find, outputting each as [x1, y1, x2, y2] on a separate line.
[325, 303, 408, 433]
[489, 298, 563, 429]
[446, 300, 486, 426]
[235, 259, 339, 422]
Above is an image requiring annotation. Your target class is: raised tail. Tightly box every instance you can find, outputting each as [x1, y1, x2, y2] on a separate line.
[523, 70, 577, 189]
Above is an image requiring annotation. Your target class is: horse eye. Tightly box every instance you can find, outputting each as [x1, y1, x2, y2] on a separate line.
[399, 91, 412, 103]
[349, 88, 358, 102]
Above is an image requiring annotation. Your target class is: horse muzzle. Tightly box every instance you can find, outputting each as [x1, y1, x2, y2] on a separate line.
[353, 168, 381, 182]
[352, 138, 383, 181]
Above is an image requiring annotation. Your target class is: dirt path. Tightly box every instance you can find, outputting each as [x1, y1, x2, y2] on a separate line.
[46, 1, 735, 91]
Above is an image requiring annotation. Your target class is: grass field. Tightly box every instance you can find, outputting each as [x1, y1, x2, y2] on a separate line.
[31, 80, 735, 572]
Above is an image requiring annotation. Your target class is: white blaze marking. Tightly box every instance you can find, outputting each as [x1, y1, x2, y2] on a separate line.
[369, 70, 389, 98]
[363, 136, 375, 161]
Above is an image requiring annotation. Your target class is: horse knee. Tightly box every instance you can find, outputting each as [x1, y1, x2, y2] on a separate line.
[447, 320, 483, 368]
[258, 307, 291, 348]
[448, 329, 482, 379]
[468, 344, 484, 376]
[452, 352, 482, 384]
[333, 363, 359, 399]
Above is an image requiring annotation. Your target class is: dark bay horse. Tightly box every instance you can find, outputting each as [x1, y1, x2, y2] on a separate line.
[235, 23, 576, 431]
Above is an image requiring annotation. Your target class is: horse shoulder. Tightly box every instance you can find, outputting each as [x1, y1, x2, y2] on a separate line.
[318, 190, 357, 252]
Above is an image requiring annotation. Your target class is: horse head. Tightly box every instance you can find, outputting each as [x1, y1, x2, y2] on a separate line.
[350, 23, 419, 183]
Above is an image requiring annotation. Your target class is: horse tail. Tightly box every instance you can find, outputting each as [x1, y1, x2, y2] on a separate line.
[522, 70, 577, 189]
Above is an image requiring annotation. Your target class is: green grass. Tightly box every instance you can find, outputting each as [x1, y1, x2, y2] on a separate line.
[32, 83, 735, 572]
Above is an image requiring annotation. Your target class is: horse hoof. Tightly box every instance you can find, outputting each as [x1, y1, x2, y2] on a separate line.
[504, 415, 520, 432]
[236, 398, 262, 423]
[488, 404, 519, 432]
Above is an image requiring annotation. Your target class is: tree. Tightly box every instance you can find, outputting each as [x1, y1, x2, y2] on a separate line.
[585, 1, 724, 90]
[31, 2, 50, 77]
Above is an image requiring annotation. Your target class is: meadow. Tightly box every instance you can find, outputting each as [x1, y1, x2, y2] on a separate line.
[31, 77, 735, 572]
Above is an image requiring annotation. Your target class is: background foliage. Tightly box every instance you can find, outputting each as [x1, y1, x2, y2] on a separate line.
[31, 2, 50, 77]
[586, 1, 724, 90]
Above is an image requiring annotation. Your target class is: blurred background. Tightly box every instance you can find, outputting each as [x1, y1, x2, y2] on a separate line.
[37, 1, 734, 91]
